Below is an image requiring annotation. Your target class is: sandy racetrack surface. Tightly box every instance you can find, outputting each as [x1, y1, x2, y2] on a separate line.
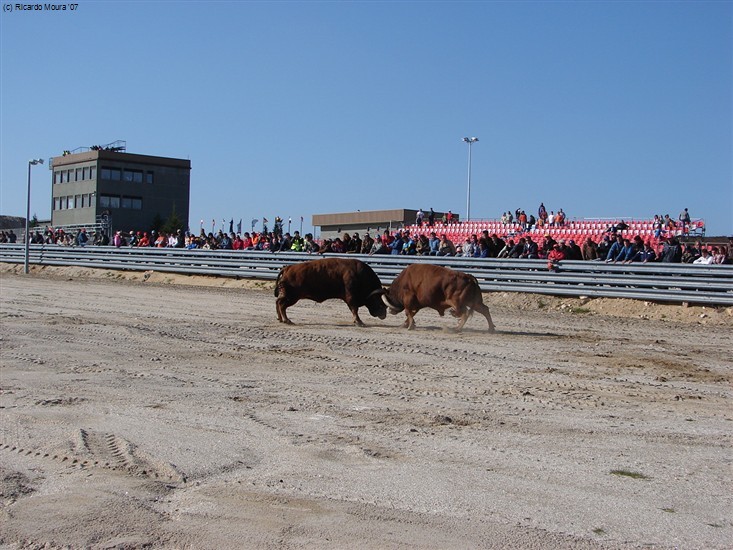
[1, 265, 731, 549]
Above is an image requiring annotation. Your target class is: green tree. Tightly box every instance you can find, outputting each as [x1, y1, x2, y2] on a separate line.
[150, 213, 164, 234]
[162, 204, 183, 235]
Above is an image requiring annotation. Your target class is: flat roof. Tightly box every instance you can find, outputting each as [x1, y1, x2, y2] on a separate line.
[51, 150, 191, 169]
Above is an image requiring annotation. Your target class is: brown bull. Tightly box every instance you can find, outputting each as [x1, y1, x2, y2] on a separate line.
[383, 263, 495, 332]
[275, 258, 387, 326]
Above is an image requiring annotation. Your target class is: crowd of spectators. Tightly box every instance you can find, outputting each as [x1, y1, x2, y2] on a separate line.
[4, 203, 729, 266]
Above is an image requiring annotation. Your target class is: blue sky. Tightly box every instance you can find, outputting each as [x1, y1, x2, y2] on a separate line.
[1, 1, 731, 236]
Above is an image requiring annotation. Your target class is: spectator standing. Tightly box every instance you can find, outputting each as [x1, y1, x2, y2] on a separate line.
[653, 215, 664, 238]
[555, 209, 566, 226]
[679, 208, 691, 233]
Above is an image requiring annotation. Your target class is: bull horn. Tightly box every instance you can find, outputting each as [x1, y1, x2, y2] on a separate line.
[381, 291, 400, 309]
[366, 288, 386, 300]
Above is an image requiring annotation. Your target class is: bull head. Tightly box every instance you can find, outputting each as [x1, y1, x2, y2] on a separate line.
[381, 290, 404, 314]
[365, 288, 388, 320]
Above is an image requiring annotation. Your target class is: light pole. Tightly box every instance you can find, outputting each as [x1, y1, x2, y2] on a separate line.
[462, 137, 478, 222]
[24, 158, 44, 274]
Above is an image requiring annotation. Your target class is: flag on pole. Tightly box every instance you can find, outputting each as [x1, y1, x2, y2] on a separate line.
[263, 217, 268, 223]
[237, 219, 242, 234]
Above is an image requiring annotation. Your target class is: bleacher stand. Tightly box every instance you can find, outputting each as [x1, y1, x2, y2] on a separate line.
[403, 218, 705, 256]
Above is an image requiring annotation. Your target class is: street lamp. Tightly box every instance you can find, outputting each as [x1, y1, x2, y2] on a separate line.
[24, 158, 44, 274]
[462, 137, 478, 222]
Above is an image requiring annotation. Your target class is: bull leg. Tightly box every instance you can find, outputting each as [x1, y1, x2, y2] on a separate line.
[276, 296, 297, 324]
[472, 302, 496, 333]
[349, 306, 366, 327]
[405, 310, 417, 330]
[456, 312, 470, 332]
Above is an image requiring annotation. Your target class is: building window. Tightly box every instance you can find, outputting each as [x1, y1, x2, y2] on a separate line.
[101, 167, 121, 181]
[90, 166, 96, 180]
[123, 169, 144, 183]
[75, 168, 82, 181]
[146, 171, 154, 184]
[54, 197, 61, 210]
[99, 194, 120, 209]
[82, 167, 88, 180]
[121, 196, 143, 210]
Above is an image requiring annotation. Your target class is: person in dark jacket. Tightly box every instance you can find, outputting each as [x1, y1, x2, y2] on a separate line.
[661, 237, 682, 263]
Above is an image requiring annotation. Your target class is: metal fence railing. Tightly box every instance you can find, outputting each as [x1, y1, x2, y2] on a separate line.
[1, 244, 732, 306]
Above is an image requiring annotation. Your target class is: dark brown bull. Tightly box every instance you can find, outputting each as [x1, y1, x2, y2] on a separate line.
[275, 258, 387, 326]
[383, 263, 495, 332]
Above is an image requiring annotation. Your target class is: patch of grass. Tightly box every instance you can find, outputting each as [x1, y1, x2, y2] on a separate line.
[571, 307, 592, 314]
[537, 299, 547, 309]
[610, 469, 651, 480]
[661, 508, 675, 513]
[707, 523, 723, 528]
[592, 528, 606, 535]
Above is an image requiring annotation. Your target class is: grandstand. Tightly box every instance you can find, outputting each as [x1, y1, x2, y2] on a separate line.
[401, 218, 706, 250]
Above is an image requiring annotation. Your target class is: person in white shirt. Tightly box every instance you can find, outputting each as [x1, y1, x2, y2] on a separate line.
[693, 249, 714, 265]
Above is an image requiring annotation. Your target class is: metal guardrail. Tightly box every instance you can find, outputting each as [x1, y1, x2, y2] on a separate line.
[1, 244, 732, 306]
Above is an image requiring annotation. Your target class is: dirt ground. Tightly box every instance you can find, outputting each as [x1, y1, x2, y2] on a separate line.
[1, 264, 731, 549]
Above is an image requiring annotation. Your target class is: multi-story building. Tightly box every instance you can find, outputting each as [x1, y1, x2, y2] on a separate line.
[49, 142, 191, 234]
[312, 209, 453, 240]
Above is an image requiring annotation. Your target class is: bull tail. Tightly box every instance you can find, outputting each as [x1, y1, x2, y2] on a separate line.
[274, 268, 284, 297]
